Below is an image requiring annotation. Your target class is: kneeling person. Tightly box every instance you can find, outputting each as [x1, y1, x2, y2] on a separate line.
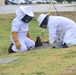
[8, 6, 35, 53]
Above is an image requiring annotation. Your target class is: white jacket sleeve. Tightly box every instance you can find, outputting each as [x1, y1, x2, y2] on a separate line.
[48, 17, 60, 44]
[48, 25, 57, 44]
[11, 18, 21, 32]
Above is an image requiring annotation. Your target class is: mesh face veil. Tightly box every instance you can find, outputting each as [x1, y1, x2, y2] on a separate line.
[40, 24, 47, 29]
[40, 15, 49, 29]
[21, 14, 33, 23]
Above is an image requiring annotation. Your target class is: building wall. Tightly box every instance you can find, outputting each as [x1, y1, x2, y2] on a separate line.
[0, 0, 5, 5]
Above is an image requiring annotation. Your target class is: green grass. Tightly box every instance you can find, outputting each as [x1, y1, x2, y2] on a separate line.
[0, 12, 76, 75]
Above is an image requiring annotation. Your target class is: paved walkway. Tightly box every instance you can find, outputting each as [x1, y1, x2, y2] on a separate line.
[0, 57, 18, 64]
[0, 4, 76, 14]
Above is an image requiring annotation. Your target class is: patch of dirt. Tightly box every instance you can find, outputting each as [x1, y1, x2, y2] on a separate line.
[29, 43, 51, 50]
[0, 12, 76, 22]
[35, 12, 76, 22]
[60, 67, 76, 75]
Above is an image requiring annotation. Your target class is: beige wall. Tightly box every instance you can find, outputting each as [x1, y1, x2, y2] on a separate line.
[0, 0, 5, 5]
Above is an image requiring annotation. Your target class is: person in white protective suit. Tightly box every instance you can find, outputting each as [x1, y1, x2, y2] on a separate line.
[37, 14, 76, 48]
[8, 6, 35, 53]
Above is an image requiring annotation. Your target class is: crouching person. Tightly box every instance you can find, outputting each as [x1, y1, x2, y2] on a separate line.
[37, 14, 76, 48]
[8, 6, 35, 53]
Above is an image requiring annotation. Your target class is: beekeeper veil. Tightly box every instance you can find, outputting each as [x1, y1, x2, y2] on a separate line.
[16, 6, 34, 23]
[37, 14, 49, 29]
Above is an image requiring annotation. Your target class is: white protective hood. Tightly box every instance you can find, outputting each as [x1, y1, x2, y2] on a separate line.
[16, 6, 34, 20]
[16, 8, 25, 20]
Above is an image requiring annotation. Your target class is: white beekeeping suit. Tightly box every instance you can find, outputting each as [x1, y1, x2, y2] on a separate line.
[9, 6, 35, 53]
[48, 16, 76, 45]
[37, 14, 76, 47]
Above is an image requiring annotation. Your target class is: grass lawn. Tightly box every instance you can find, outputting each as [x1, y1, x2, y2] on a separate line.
[0, 12, 76, 75]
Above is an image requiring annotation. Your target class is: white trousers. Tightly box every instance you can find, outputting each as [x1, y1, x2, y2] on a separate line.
[63, 27, 76, 45]
[12, 37, 35, 52]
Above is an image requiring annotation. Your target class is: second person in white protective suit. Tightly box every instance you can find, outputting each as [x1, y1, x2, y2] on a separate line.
[8, 6, 35, 53]
[37, 14, 76, 48]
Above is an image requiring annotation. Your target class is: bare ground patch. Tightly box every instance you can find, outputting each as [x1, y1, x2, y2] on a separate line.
[60, 67, 76, 75]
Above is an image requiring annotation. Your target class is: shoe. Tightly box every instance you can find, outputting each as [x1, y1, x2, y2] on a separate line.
[8, 43, 15, 54]
[52, 46, 56, 48]
[62, 43, 68, 48]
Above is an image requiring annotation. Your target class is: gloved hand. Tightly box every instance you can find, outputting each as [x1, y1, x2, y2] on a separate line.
[27, 31, 32, 39]
[15, 41, 21, 49]
[12, 32, 21, 50]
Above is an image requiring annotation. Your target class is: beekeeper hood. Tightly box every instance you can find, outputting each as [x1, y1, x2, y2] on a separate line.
[37, 14, 49, 28]
[16, 6, 34, 23]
